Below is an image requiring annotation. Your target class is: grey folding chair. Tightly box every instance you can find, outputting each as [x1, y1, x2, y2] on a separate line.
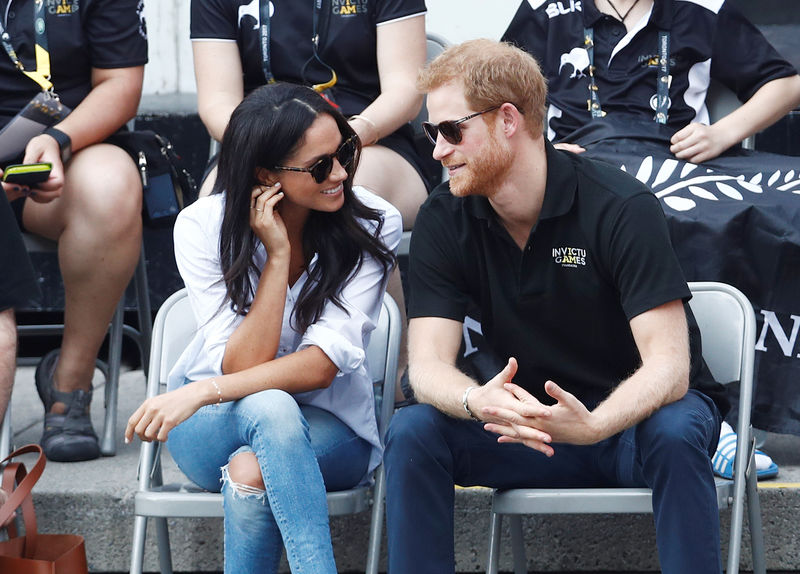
[486, 281, 765, 574]
[17, 234, 152, 456]
[130, 288, 401, 574]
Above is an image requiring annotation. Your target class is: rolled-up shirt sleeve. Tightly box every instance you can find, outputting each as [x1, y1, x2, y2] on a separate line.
[298, 190, 402, 375]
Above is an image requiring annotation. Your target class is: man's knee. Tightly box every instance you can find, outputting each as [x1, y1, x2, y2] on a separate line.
[385, 404, 451, 465]
[637, 391, 719, 459]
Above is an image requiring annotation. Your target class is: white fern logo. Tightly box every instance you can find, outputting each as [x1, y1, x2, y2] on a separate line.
[619, 156, 800, 211]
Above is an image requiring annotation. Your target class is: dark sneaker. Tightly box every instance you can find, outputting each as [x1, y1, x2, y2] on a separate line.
[35, 350, 101, 462]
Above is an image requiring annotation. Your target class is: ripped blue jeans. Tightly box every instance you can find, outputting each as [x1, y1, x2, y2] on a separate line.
[166, 387, 371, 574]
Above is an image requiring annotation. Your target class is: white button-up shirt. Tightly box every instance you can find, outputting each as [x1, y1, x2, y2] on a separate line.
[168, 186, 402, 477]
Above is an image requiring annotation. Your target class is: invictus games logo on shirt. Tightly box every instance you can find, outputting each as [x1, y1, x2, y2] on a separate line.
[46, 0, 78, 15]
[552, 246, 586, 267]
[332, 0, 368, 16]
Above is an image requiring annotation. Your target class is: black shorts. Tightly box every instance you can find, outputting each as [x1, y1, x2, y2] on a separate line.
[376, 123, 441, 193]
[0, 192, 40, 311]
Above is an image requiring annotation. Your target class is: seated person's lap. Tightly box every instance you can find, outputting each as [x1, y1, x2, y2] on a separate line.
[11, 143, 141, 238]
[387, 389, 719, 491]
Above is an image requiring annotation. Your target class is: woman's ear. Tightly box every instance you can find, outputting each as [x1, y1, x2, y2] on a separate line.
[255, 167, 276, 186]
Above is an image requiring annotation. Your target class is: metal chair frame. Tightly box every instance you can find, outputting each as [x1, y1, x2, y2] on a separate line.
[129, 288, 401, 574]
[486, 281, 765, 574]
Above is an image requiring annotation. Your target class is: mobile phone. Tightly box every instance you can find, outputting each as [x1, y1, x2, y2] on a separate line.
[2, 163, 52, 186]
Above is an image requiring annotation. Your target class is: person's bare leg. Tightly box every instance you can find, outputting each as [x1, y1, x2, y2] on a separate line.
[0, 308, 16, 422]
[198, 164, 217, 198]
[354, 145, 427, 231]
[354, 146, 427, 402]
[22, 144, 142, 401]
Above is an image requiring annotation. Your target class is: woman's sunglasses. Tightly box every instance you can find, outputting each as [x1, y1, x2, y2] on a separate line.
[422, 105, 501, 145]
[274, 135, 357, 184]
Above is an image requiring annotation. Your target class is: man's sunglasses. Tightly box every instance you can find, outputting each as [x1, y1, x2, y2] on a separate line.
[274, 135, 357, 184]
[422, 105, 501, 145]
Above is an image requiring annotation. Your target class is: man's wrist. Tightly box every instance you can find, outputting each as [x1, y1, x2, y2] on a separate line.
[43, 127, 72, 164]
[462, 386, 481, 421]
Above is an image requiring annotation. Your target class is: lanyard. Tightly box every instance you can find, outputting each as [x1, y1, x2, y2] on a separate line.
[653, 30, 670, 124]
[258, 0, 274, 84]
[0, 0, 54, 92]
[583, 27, 671, 124]
[259, 0, 337, 93]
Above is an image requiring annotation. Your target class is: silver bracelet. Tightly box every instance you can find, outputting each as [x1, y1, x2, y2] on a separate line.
[210, 379, 223, 406]
[349, 114, 379, 145]
[462, 386, 480, 421]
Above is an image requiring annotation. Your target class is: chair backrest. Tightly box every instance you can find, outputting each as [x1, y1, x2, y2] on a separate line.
[410, 33, 449, 136]
[146, 289, 401, 439]
[706, 80, 754, 150]
[686, 281, 756, 387]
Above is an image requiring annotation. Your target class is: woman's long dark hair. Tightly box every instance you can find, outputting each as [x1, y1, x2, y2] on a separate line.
[214, 83, 396, 332]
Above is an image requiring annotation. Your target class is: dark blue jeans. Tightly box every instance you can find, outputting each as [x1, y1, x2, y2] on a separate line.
[384, 389, 722, 574]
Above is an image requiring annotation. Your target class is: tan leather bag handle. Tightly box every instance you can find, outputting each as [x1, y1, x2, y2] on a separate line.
[0, 444, 46, 558]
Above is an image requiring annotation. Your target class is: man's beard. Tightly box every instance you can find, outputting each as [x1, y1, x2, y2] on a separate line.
[448, 128, 513, 198]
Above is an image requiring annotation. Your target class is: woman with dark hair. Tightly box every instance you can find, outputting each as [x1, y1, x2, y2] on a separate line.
[126, 83, 400, 573]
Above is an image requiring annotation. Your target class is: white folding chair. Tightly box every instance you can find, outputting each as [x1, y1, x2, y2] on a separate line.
[130, 288, 401, 574]
[486, 281, 765, 574]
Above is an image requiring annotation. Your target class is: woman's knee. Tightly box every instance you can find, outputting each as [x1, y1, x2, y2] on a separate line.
[237, 389, 308, 442]
[227, 451, 265, 491]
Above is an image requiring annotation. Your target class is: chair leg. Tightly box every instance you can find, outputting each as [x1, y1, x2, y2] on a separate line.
[746, 468, 766, 574]
[0, 405, 12, 460]
[486, 511, 502, 574]
[129, 515, 148, 574]
[155, 516, 174, 574]
[133, 244, 152, 372]
[509, 515, 527, 574]
[100, 299, 124, 456]
[365, 465, 386, 574]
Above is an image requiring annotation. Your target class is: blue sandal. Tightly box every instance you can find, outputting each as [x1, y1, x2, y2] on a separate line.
[712, 423, 778, 480]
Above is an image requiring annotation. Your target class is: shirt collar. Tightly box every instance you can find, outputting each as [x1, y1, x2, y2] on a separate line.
[583, 0, 672, 29]
[539, 139, 577, 220]
[464, 140, 577, 224]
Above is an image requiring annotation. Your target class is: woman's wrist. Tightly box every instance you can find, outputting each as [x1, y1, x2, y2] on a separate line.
[349, 115, 379, 146]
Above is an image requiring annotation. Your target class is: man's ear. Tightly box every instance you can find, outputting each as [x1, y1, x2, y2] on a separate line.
[499, 102, 522, 139]
[255, 167, 276, 186]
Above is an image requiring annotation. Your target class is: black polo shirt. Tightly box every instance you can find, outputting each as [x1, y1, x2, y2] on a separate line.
[0, 0, 148, 130]
[190, 0, 426, 117]
[408, 142, 727, 413]
[501, 0, 797, 141]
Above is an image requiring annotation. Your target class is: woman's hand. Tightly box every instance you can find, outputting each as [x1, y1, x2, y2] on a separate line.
[250, 183, 289, 258]
[553, 142, 586, 154]
[125, 381, 212, 443]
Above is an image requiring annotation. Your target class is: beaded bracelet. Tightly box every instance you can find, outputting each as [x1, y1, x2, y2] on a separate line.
[210, 379, 223, 406]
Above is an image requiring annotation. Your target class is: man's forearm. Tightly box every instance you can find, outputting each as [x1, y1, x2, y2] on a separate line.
[409, 358, 480, 420]
[590, 354, 689, 440]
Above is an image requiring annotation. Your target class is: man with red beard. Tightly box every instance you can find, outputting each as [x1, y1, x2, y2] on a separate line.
[383, 39, 728, 574]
